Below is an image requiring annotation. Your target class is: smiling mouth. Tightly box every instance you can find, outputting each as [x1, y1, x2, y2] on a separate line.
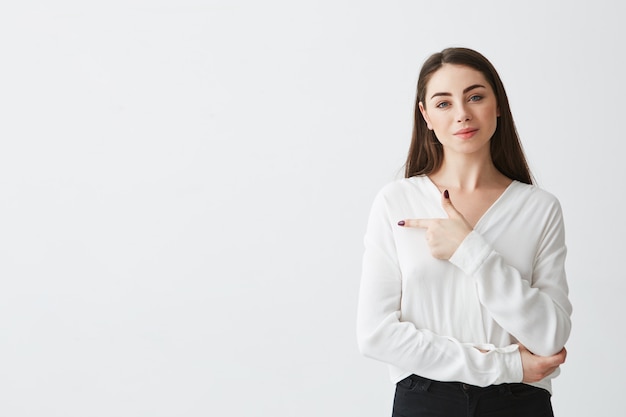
[454, 128, 478, 139]
[454, 127, 478, 135]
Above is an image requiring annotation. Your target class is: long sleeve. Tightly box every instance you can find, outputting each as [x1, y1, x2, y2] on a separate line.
[356, 187, 524, 386]
[449, 196, 572, 357]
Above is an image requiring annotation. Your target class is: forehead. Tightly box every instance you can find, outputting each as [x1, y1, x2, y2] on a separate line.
[425, 64, 491, 97]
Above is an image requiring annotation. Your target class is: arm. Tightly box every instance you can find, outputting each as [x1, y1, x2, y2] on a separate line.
[356, 189, 523, 386]
[449, 198, 572, 356]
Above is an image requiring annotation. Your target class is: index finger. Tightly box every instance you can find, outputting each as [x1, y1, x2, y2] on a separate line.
[398, 219, 432, 228]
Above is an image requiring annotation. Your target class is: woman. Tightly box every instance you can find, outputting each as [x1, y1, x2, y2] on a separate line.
[356, 47, 572, 416]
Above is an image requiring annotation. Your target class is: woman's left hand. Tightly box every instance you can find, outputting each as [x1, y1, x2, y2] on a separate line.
[398, 191, 473, 260]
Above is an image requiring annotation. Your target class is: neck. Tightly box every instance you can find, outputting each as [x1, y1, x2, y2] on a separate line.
[430, 151, 506, 191]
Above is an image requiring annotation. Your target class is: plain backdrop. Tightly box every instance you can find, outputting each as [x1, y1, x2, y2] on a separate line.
[1, 1, 623, 416]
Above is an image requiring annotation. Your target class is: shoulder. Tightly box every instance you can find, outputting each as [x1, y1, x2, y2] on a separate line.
[511, 181, 562, 207]
[508, 182, 565, 224]
[367, 176, 432, 218]
[374, 175, 431, 201]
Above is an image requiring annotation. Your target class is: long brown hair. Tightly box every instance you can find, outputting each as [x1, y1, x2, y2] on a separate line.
[404, 47, 533, 184]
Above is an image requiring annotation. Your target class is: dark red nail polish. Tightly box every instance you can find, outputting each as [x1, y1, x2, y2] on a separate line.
[397, 220, 405, 226]
[444, 190, 449, 199]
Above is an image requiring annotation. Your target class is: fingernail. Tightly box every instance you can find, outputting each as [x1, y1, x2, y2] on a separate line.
[397, 220, 405, 226]
[444, 190, 449, 199]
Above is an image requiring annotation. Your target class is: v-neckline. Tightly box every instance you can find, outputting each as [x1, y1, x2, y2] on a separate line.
[423, 175, 517, 231]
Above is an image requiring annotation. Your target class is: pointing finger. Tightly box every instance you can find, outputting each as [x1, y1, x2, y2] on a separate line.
[398, 219, 432, 228]
[441, 189, 462, 219]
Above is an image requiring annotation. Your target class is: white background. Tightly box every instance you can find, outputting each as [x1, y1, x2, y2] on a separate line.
[1, 1, 623, 416]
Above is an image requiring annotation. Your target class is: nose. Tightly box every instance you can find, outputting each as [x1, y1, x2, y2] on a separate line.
[456, 104, 471, 123]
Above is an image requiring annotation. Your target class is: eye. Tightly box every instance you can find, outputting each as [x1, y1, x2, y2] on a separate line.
[436, 101, 450, 109]
[469, 95, 483, 102]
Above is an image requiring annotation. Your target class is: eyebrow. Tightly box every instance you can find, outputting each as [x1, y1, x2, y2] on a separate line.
[429, 84, 486, 100]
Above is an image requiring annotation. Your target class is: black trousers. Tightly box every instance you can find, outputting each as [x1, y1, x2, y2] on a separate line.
[392, 374, 554, 417]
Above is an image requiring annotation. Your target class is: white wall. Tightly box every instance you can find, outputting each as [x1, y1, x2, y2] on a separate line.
[0, 1, 622, 416]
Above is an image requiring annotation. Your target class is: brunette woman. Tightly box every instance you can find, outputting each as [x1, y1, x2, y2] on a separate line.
[357, 47, 571, 417]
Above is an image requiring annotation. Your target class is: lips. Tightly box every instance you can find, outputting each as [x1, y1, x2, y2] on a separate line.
[454, 127, 478, 139]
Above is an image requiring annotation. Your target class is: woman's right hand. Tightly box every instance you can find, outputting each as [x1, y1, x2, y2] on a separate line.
[519, 344, 567, 383]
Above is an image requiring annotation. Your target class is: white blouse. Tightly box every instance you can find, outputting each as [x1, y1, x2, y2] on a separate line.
[356, 176, 572, 393]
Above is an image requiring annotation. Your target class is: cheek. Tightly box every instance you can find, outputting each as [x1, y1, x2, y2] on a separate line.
[427, 113, 446, 129]
[479, 106, 499, 125]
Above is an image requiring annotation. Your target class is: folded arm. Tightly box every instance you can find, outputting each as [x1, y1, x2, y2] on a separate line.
[357, 190, 524, 386]
[449, 199, 572, 357]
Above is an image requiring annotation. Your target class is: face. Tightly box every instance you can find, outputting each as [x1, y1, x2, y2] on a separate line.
[419, 64, 499, 158]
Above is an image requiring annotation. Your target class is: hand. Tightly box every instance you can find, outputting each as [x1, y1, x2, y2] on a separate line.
[519, 345, 567, 383]
[398, 190, 473, 260]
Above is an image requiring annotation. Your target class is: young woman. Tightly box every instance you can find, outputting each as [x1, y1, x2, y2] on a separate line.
[357, 47, 572, 417]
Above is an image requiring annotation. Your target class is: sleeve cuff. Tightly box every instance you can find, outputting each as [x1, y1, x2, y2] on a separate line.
[473, 343, 523, 384]
[449, 230, 493, 276]
[498, 344, 524, 384]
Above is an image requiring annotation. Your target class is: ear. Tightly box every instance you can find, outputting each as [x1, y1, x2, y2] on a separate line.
[418, 102, 433, 130]
[496, 105, 500, 117]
